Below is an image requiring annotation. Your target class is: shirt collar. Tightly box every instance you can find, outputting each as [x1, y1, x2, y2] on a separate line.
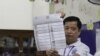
[68, 38, 81, 47]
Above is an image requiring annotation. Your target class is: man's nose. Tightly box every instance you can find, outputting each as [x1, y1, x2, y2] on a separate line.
[67, 29, 72, 33]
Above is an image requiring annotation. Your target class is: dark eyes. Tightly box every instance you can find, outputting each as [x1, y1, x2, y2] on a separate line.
[64, 27, 76, 31]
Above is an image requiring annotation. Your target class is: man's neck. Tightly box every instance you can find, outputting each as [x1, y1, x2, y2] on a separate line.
[66, 40, 77, 45]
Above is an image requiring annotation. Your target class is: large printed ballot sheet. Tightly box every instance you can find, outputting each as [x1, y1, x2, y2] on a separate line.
[33, 14, 66, 51]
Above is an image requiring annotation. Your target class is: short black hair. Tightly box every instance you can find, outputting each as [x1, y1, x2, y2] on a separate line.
[63, 16, 82, 30]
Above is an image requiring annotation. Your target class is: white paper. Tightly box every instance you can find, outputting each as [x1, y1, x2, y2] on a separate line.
[33, 14, 66, 51]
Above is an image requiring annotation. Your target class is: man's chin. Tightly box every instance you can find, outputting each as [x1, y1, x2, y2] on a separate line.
[66, 36, 73, 39]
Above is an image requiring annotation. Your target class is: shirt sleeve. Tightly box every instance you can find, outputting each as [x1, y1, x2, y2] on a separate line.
[75, 45, 92, 56]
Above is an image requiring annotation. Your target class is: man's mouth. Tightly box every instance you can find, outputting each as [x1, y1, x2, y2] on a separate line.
[66, 35, 73, 37]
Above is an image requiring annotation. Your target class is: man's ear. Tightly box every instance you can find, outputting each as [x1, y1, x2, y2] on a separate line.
[78, 30, 81, 36]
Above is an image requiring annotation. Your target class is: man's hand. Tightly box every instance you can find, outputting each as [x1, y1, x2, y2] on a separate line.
[73, 53, 80, 56]
[46, 49, 60, 56]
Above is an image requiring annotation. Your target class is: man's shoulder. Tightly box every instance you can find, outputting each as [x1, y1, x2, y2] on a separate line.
[76, 39, 89, 48]
[76, 41, 90, 51]
[80, 42, 88, 46]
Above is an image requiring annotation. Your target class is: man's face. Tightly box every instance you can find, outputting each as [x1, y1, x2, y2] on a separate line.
[64, 21, 80, 44]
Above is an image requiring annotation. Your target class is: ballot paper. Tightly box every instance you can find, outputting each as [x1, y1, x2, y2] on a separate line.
[33, 14, 66, 51]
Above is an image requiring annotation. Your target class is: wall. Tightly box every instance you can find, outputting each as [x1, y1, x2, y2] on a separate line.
[0, 0, 99, 30]
[0, 0, 49, 30]
[32, 0, 49, 16]
[65, 0, 100, 24]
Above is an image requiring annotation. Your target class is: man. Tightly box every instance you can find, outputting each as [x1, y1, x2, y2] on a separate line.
[46, 16, 92, 56]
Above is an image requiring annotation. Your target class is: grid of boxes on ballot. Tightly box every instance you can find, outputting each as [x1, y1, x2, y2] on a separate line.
[33, 14, 66, 51]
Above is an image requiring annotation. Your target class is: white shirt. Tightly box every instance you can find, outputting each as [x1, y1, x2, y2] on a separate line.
[57, 38, 93, 56]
